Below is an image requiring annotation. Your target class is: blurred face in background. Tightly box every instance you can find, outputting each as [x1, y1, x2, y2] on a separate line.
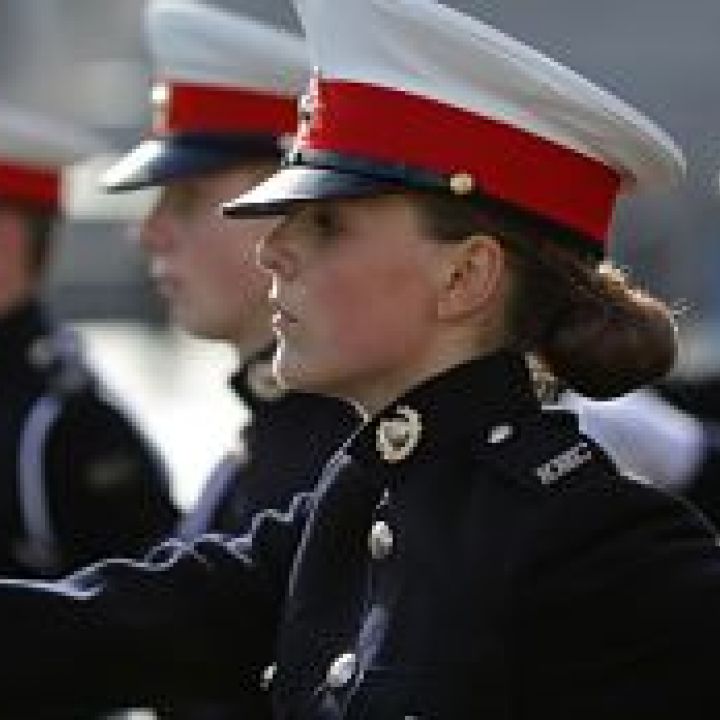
[0, 204, 41, 315]
[140, 162, 280, 351]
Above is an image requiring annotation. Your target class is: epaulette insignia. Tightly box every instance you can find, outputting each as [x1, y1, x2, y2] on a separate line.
[535, 441, 593, 486]
[480, 410, 596, 492]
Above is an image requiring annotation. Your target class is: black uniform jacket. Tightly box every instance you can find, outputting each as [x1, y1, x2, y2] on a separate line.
[177, 349, 358, 538]
[1, 351, 720, 718]
[654, 376, 720, 527]
[660, 374, 720, 424]
[0, 300, 177, 577]
[165, 351, 357, 720]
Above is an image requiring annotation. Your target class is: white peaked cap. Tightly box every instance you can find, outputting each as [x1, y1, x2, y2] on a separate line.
[293, 0, 684, 190]
[103, 1, 311, 192]
[225, 0, 685, 256]
[0, 102, 103, 212]
[0, 102, 102, 169]
[148, 0, 310, 96]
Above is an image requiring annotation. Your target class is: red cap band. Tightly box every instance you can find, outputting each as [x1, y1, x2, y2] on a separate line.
[0, 161, 60, 213]
[300, 80, 622, 247]
[153, 81, 298, 137]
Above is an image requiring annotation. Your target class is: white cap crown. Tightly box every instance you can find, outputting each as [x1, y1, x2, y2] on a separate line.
[293, 0, 684, 190]
[0, 102, 102, 169]
[148, 0, 310, 95]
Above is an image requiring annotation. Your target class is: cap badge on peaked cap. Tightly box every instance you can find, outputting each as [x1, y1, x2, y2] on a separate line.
[298, 75, 320, 131]
[287, 73, 322, 162]
[151, 82, 171, 134]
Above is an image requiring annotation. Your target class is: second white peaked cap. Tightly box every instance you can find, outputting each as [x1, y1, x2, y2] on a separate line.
[0, 101, 103, 213]
[224, 0, 685, 256]
[102, 0, 310, 193]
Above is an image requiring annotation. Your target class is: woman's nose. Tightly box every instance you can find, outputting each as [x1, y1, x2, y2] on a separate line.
[139, 204, 173, 254]
[257, 221, 296, 279]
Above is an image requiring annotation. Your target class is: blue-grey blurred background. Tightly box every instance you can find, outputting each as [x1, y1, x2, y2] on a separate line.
[2, 0, 719, 505]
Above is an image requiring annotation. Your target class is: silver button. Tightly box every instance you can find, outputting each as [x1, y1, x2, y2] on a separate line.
[260, 662, 277, 691]
[375, 488, 390, 509]
[368, 520, 394, 561]
[487, 423, 514, 445]
[326, 652, 357, 689]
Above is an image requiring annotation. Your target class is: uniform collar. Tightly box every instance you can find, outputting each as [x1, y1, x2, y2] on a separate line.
[347, 350, 539, 473]
[229, 344, 286, 410]
[230, 344, 361, 430]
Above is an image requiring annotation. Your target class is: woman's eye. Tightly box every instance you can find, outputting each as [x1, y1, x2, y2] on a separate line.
[167, 187, 202, 216]
[312, 208, 340, 238]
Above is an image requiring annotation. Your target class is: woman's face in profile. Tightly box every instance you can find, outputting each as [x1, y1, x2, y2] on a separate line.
[258, 193, 451, 411]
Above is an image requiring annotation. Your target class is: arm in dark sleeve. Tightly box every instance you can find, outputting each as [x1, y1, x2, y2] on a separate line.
[511, 469, 720, 718]
[0, 491, 312, 712]
[45, 392, 179, 566]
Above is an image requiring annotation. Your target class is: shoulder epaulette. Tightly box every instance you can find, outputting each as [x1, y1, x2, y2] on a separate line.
[479, 408, 606, 493]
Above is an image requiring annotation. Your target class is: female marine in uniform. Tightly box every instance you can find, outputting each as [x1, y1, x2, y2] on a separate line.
[0, 0, 718, 717]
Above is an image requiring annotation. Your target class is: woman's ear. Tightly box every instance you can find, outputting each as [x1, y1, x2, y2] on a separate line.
[436, 233, 507, 321]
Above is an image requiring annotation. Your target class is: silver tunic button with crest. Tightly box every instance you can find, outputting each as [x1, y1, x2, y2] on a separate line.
[368, 520, 394, 560]
[326, 652, 357, 689]
[260, 662, 277, 691]
[487, 423, 514, 445]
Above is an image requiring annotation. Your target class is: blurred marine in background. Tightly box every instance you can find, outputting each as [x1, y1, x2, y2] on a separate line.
[103, 0, 356, 557]
[0, 102, 178, 579]
[102, 3, 357, 717]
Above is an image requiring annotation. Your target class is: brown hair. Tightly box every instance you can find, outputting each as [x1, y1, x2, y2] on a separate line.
[415, 191, 677, 399]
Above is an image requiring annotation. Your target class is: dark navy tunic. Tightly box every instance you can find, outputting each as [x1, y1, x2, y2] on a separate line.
[0, 300, 178, 577]
[0, 351, 719, 718]
[656, 377, 720, 527]
[164, 350, 357, 720]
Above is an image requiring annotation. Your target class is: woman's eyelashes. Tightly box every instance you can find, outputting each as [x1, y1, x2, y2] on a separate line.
[167, 186, 203, 217]
[311, 206, 343, 243]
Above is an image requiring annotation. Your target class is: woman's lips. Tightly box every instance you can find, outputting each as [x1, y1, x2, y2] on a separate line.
[149, 258, 181, 299]
[152, 271, 181, 300]
[270, 301, 298, 331]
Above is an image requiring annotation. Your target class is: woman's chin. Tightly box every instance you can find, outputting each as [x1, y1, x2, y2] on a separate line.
[274, 353, 335, 397]
[272, 350, 311, 393]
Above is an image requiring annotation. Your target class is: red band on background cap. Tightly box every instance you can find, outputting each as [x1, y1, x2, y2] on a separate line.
[154, 81, 298, 137]
[301, 80, 622, 247]
[0, 161, 60, 213]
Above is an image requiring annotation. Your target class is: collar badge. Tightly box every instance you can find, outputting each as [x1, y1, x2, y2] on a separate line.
[376, 405, 423, 463]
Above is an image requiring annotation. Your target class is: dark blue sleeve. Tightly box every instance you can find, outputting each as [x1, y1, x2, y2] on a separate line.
[0, 491, 312, 711]
[45, 391, 179, 567]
